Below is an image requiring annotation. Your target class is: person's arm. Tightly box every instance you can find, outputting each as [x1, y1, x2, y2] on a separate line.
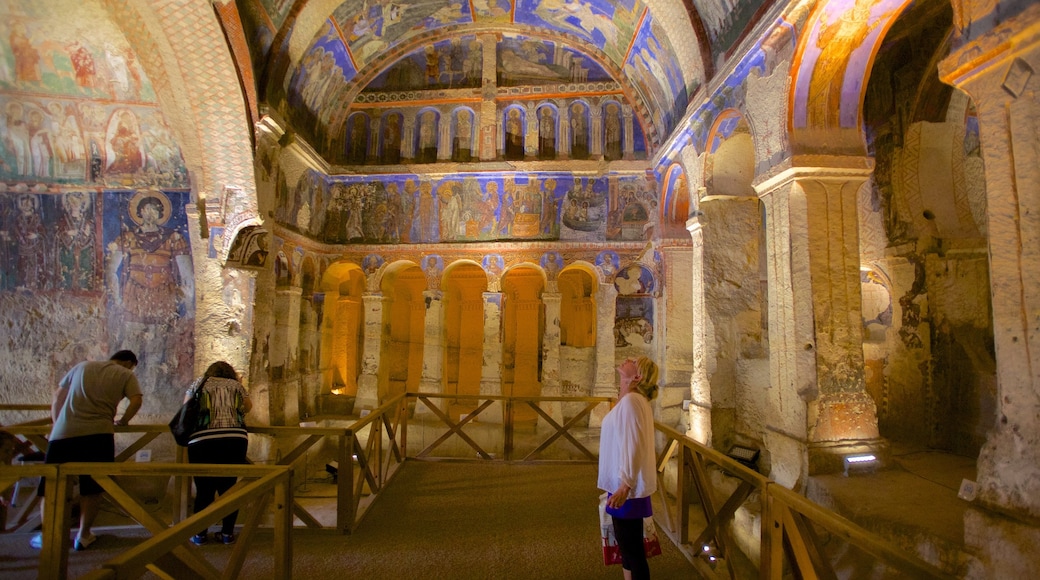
[116, 394, 142, 426]
[51, 387, 68, 423]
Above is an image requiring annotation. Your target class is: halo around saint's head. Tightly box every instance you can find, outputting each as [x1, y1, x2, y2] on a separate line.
[128, 190, 172, 226]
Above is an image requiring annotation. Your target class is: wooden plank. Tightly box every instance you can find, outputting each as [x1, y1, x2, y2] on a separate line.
[277, 434, 324, 466]
[785, 504, 837, 580]
[521, 401, 597, 461]
[414, 398, 493, 459]
[113, 432, 161, 462]
[224, 494, 270, 579]
[760, 492, 784, 580]
[273, 478, 293, 579]
[38, 469, 70, 580]
[93, 474, 221, 579]
[781, 502, 821, 580]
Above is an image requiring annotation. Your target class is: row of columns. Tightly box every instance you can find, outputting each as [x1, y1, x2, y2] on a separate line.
[345, 283, 622, 425]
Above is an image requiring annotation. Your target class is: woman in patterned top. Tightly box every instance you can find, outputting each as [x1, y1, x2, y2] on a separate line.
[185, 361, 251, 545]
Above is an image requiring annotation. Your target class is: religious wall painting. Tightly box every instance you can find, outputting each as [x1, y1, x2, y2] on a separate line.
[362, 253, 385, 277]
[451, 108, 475, 162]
[380, 112, 403, 164]
[0, 1, 157, 102]
[332, 0, 473, 69]
[365, 35, 482, 91]
[239, 0, 277, 70]
[595, 250, 619, 280]
[615, 263, 654, 296]
[569, 101, 590, 160]
[623, 13, 688, 136]
[606, 175, 657, 241]
[502, 106, 525, 160]
[422, 254, 443, 290]
[482, 253, 505, 278]
[602, 101, 623, 161]
[346, 112, 370, 164]
[416, 109, 440, 163]
[515, 0, 641, 64]
[660, 163, 690, 237]
[560, 176, 606, 237]
[472, 0, 513, 22]
[259, 0, 295, 30]
[690, 0, 764, 61]
[496, 36, 612, 87]
[103, 188, 194, 393]
[226, 226, 269, 269]
[614, 295, 653, 348]
[288, 22, 357, 143]
[537, 105, 557, 160]
[794, 0, 907, 130]
[540, 251, 563, 281]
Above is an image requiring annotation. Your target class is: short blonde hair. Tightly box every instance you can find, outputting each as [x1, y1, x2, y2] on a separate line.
[632, 356, 659, 401]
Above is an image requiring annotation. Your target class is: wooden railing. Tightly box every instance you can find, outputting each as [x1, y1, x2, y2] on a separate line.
[0, 462, 293, 580]
[652, 423, 955, 579]
[401, 392, 612, 462]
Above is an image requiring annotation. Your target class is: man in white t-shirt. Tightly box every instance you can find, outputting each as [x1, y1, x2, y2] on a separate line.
[31, 350, 143, 551]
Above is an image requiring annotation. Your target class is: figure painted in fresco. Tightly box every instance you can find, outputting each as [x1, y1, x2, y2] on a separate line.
[423, 255, 442, 290]
[452, 110, 472, 162]
[538, 107, 555, 159]
[3, 102, 31, 176]
[56, 191, 97, 290]
[381, 114, 402, 164]
[13, 194, 49, 290]
[399, 178, 418, 243]
[107, 191, 193, 325]
[504, 108, 523, 160]
[348, 114, 368, 164]
[439, 181, 462, 241]
[106, 110, 144, 175]
[323, 183, 347, 243]
[498, 180, 516, 236]
[418, 111, 438, 163]
[418, 180, 437, 241]
[808, 0, 883, 128]
[344, 184, 364, 241]
[570, 103, 588, 159]
[604, 103, 622, 161]
[10, 22, 41, 83]
[67, 41, 98, 89]
[50, 102, 86, 178]
[540, 178, 558, 235]
[28, 108, 52, 178]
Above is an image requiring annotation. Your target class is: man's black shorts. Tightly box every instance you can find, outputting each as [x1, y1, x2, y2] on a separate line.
[39, 433, 115, 496]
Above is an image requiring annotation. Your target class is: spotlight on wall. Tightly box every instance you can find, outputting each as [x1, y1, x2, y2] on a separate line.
[726, 445, 760, 472]
[843, 454, 877, 477]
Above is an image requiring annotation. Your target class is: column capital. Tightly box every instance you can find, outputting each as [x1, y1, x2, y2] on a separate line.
[754, 156, 874, 197]
[939, 4, 1040, 90]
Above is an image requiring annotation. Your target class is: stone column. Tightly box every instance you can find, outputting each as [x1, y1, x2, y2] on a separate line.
[590, 282, 618, 427]
[417, 290, 444, 416]
[524, 103, 538, 159]
[478, 33, 498, 161]
[355, 293, 384, 412]
[939, 10, 1040, 519]
[685, 218, 712, 445]
[755, 159, 881, 481]
[541, 291, 564, 424]
[480, 292, 503, 396]
[437, 114, 451, 161]
[269, 287, 302, 425]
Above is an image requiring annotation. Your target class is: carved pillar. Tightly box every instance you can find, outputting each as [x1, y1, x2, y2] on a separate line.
[481, 292, 504, 421]
[686, 218, 711, 445]
[478, 33, 498, 161]
[437, 113, 451, 161]
[270, 287, 301, 425]
[590, 282, 618, 427]
[755, 160, 880, 481]
[939, 10, 1040, 519]
[416, 290, 444, 416]
[622, 105, 635, 160]
[355, 293, 384, 411]
[541, 291, 564, 423]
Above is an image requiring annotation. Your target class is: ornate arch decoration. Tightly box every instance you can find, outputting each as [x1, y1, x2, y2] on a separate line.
[789, 0, 915, 155]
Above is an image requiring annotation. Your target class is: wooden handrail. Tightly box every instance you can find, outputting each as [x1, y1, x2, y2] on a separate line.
[652, 421, 954, 579]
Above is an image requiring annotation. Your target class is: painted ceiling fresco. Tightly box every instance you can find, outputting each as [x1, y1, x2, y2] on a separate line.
[0, 0, 188, 187]
[274, 0, 690, 160]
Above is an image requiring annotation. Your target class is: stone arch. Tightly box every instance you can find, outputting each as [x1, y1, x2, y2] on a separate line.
[661, 163, 691, 238]
[558, 263, 598, 348]
[790, 0, 916, 155]
[379, 260, 426, 402]
[536, 103, 559, 160]
[704, 110, 755, 197]
[319, 262, 366, 410]
[450, 106, 476, 162]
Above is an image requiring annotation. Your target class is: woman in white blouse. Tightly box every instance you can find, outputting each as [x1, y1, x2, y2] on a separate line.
[598, 356, 659, 580]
